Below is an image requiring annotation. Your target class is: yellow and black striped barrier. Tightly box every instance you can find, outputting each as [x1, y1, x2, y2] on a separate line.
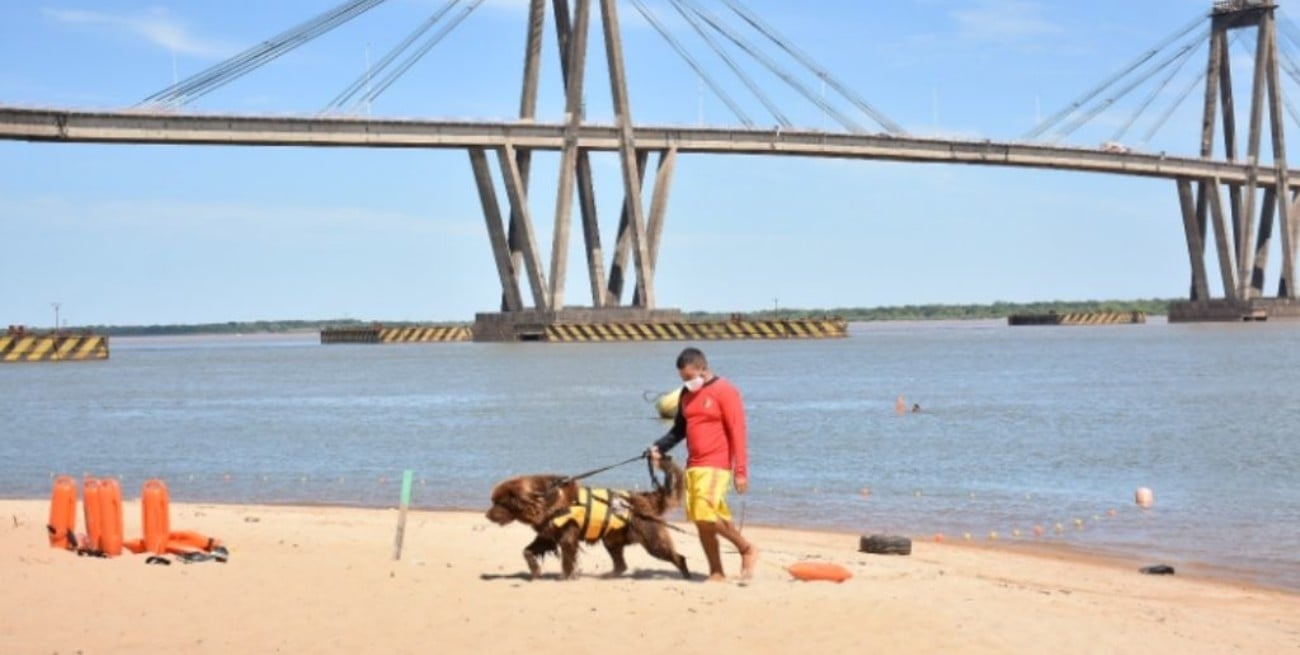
[545, 318, 848, 342]
[1008, 311, 1146, 326]
[0, 333, 109, 362]
[320, 326, 471, 344]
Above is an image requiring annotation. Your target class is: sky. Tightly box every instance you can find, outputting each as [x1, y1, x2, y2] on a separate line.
[1, 0, 1294, 326]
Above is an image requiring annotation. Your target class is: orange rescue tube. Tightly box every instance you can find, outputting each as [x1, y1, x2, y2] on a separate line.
[98, 478, 125, 557]
[787, 561, 853, 583]
[141, 479, 171, 555]
[47, 475, 78, 550]
[168, 530, 221, 553]
[82, 478, 104, 553]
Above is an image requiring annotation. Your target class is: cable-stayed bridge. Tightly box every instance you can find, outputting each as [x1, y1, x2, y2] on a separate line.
[3, 0, 1300, 332]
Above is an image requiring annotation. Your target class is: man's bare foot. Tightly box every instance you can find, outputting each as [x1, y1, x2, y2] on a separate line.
[740, 544, 759, 580]
[707, 573, 727, 582]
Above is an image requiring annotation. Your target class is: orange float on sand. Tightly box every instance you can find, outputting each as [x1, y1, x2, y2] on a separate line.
[167, 530, 222, 554]
[141, 479, 172, 555]
[83, 478, 104, 553]
[787, 561, 853, 583]
[98, 478, 125, 557]
[47, 476, 78, 550]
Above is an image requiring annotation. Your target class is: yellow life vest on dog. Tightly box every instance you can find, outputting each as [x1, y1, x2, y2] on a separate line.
[552, 487, 632, 543]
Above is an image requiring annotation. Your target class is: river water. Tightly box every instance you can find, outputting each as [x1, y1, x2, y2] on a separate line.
[2, 320, 1297, 589]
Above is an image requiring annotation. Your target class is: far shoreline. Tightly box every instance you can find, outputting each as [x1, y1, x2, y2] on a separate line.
[22, 297, 1179, 337]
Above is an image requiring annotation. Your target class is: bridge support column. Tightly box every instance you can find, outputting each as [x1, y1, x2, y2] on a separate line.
[469, 148, 524, 312]
[497, 144, 552, 311]
[600, 0, 655, 309]
[1177, 178, 1212, 301]
[1205, 178, 1238, 299]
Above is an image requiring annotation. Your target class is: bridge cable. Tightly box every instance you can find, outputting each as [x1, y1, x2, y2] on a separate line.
[626, 0, 755, 127]
[1240, 35, 1300, 133]
[1276, 9, 1300, 53]
[1052, 29, 1209, 142]
[1024, 13, 1206, 140]
[666, 0, 791, 129]
[140, 0, 389, 106]
[1138, 32, 1244, 147]
[1138, 66, 1208, 147]
[676, 0, 865, 133]
[325, 0, 463, 112]
[351, 0, 487, 110]
[143, 1, 377, 104]
[143, 1, 381, 105]
[1111, 37, 1205, 143]
[718, 0, 904, 134]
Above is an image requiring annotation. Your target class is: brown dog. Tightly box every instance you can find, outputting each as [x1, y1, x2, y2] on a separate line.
[485, 457, 690, 580]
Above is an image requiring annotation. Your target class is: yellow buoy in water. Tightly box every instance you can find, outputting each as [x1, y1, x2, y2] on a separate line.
[654, 387, 683, 420]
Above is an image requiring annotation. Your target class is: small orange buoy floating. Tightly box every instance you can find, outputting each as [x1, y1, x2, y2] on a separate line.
[1135, 487, 1154, 509]
[787, 561, 853, 583]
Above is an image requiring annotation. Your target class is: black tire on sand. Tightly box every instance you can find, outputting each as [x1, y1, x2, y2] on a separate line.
[859, 534, 912, 555]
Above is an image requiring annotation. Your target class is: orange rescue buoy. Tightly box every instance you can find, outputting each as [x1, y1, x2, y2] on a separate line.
[83, 478, 104, 553]
[787, 561, 853, 583]
[1135, 487, 1154, 509]
[141, 479, 172, 555]
[47, 475, 78, 550]
[167, 530, 221, 554]
[98, 478, 125, 557]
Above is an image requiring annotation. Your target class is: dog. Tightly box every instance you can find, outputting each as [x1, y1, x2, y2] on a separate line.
[485, 456, 690, 580]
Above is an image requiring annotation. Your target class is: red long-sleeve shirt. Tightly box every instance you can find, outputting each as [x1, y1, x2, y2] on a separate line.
[654, 377, 748, 479]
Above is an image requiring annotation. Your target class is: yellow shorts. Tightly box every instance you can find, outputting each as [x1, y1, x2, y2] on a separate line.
[685, 467, 732, 523]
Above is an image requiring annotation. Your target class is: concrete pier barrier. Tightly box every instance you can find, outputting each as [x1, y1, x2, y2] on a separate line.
[1007, 311, 1146, 326]
[1, 326, 109, 362]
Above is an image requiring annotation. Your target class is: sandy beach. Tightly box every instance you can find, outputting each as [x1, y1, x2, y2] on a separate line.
[2, 498, 1297, 654]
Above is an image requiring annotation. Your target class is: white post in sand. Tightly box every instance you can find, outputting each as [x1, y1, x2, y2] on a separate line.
[392, 470, 414, 561]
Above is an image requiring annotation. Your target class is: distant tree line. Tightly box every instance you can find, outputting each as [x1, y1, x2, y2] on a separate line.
[79, 319, 467, 337]
[686, 298, 1178, 322]
[68, 298, 1179, 335]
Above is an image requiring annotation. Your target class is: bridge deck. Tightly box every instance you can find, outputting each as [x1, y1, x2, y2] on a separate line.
[0, 106, 1293, 188]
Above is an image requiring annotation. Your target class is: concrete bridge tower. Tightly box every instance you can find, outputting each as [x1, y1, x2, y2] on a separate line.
[1173, 0, 1299, 319]
[469, 0, 682, 340]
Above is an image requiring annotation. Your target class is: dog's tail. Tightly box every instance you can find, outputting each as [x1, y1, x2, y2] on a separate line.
[656, 456, 686, 514]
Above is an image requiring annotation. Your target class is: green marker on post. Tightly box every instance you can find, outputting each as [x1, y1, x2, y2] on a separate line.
[392, 469, 414, 561]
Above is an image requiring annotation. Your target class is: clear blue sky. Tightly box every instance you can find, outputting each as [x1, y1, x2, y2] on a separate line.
[0, 0, 1288, 326]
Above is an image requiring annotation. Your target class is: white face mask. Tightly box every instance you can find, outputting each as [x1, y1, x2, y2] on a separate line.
[683, 375, 705, 392]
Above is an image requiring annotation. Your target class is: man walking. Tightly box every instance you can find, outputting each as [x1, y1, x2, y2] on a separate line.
[650, 347, 757, 581]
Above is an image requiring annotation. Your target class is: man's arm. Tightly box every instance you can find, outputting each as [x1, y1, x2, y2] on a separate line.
[721, 385, 748, 484]
[651, 404, 687, 455]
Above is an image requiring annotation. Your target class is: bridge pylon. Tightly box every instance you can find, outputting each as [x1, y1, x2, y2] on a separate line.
[1175, 0, 1298, 320]
[468, 0, 681, 339]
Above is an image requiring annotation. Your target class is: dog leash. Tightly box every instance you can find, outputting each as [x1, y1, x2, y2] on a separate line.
[546, 453, 649, 493]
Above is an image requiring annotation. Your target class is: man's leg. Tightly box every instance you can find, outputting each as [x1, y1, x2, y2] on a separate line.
[694, 520, 727, 582]
[715, 519, 758, 579]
